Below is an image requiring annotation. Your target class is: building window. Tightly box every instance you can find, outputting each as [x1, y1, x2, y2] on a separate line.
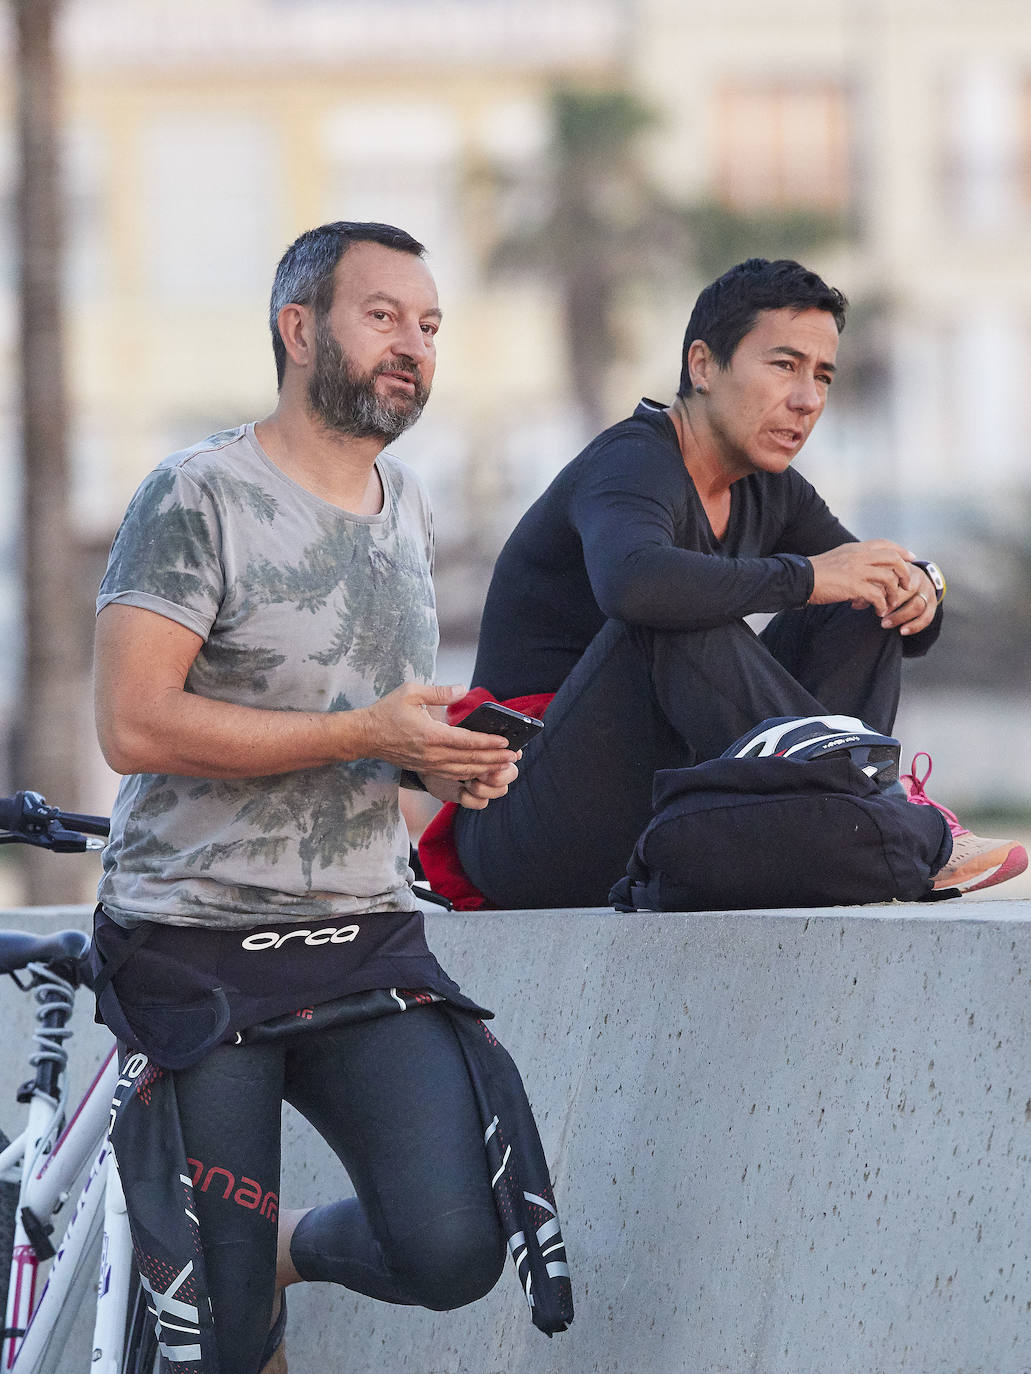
[0, 125, 106, 301]
[942, 63, 1023, 231]
[322, 103, 464, 291]
[142, 116, 279, 303]
[63, 125, 107, 302]
[713, 82, 852, 211]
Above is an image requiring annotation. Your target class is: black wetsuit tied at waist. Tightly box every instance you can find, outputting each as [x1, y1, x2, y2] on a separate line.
[89, 904, 480, 1070]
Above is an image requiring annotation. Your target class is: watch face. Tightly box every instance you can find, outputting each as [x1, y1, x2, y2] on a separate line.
[918, 560, 946, 601]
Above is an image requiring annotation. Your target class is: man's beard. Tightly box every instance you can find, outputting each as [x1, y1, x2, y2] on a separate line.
[307, 318, 430, 442]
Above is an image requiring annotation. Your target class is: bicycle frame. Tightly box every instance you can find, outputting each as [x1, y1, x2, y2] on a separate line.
[1, 1011, 138, 1372]
[1, 801, 149, 1372]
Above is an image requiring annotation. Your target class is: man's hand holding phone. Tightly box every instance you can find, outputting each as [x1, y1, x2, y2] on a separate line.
[422, 699, 545, 810]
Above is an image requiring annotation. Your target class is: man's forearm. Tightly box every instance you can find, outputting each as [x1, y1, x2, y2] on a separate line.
[97, 685, 373, 779]
[94, 604, 515, 782]
[94, 604, 375, 778]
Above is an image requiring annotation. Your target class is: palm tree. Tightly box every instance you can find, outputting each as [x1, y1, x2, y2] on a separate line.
[488, 85, 845, 433]
[12, 0, 90, 904]
[489, 87, 675, 433]
[680, 201, 848, 287]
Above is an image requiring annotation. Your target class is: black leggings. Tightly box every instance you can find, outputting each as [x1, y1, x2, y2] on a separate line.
[456, 602, 904, 907]
[172, 1004, 505, 1374]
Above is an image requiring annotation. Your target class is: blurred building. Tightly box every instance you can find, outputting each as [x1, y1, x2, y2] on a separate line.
[1, 0, 1029, 804]
[634, 0, 1031, 535]
[0, 0, 626, 553]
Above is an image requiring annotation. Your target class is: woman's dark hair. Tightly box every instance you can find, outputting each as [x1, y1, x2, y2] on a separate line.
[677, 258, 848, 397]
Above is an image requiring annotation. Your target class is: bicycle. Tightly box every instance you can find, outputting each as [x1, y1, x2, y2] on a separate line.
[0, 789, 160, 1373]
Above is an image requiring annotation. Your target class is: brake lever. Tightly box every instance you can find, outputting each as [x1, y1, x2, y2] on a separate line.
[0, 824, 96, 853]
[38, 824, 94, 854]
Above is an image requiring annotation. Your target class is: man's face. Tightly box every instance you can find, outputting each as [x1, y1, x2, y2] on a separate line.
[306, 241, 440, 442]
[701, 307, 839, 477]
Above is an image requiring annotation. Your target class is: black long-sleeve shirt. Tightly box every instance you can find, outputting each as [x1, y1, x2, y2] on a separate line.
[473, 399, 932, 699]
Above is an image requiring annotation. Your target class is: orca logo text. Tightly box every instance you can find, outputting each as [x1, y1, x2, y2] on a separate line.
[241, 925, 361, 951]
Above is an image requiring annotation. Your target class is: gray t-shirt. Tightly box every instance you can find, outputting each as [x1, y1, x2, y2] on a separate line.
[96, 424, 438, 928]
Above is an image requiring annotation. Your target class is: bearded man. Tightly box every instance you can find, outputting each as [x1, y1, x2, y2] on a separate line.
[90, 223, 570, 1374]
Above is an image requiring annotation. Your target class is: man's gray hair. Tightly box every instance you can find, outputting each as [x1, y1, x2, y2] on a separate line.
[268, 221, 426, 387]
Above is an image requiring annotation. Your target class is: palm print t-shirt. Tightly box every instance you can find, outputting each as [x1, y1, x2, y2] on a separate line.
[96, 424, 438, 928]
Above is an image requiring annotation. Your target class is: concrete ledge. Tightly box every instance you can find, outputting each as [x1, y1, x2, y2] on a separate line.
[3, 902, 1030, 1373]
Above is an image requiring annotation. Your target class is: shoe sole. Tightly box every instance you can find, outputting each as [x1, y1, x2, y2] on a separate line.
[934, 843, 1029, 894]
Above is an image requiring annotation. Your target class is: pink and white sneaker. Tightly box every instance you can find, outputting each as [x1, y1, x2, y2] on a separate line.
[902, 753, 1028, 894]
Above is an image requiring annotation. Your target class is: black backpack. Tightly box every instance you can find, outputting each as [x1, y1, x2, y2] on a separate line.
[609, 755, 954, 912]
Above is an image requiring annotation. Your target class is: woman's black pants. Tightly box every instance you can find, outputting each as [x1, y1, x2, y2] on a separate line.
[455, 604, 904, 907]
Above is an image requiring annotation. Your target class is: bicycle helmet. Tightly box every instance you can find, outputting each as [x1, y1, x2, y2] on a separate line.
[720, 715, 901, 789]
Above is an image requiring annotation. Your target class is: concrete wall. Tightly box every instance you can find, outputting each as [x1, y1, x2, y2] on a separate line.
[2, 901, 1030, 1374]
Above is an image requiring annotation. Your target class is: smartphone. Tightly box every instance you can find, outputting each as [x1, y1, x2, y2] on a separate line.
[456, 701, 545, 752]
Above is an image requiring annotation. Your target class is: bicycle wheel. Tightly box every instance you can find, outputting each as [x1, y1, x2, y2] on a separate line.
[0, 1129, 20, 1318]
[122, 1265, 160, 1374]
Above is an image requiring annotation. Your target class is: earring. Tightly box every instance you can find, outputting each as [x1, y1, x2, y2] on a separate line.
[694, 384, 708, 395]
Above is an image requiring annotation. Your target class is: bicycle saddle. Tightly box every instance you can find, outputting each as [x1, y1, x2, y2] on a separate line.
[0, 928, 90, 975]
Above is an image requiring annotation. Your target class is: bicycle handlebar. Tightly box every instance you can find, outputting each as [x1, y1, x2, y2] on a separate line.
[0, 792, 31, 832]
[0, 790, 110, 851]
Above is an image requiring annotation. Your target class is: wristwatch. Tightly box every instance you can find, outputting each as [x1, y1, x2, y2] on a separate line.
[910, 559, 946, 605]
